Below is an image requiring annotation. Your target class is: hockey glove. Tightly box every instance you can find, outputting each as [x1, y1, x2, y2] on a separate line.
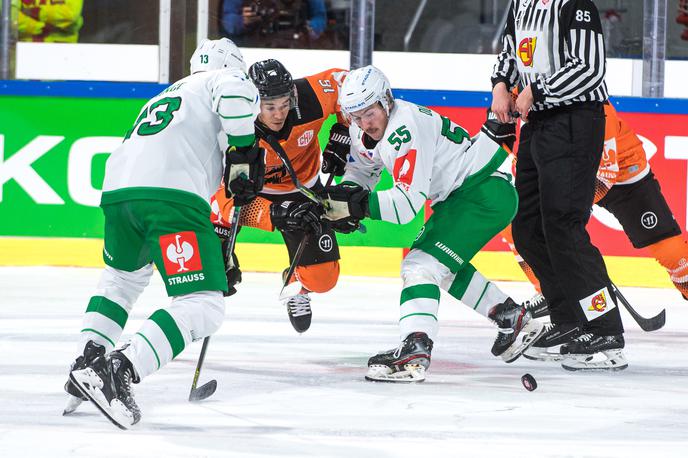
[481, 109, 516, 152]
[220, 238, 242, 297]
[319, 183, 369, 232]
[270, 200, 324, 235]
[224, 143, 266, 206]
[321, 123, 351, 176]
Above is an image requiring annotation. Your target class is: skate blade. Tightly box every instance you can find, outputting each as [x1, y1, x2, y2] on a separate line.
[63, 394, 83, 416]
[561, 350, 628, 372]
[70, 369, 135, 430]
[365, 364, 426, 383]
[523, 346, 565, 362]
[501, 319, 546, 363]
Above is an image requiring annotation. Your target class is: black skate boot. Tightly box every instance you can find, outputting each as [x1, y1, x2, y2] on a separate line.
[285, 292, 312, 333]
[523, 322, 583, 362]
[63, 340, 106, 415]
[488, 298, 545, 363]
[560, 333, 627, 372]
[70, 350, 141, 429]
[366, 332, 433, 383]
[524, 293, 550, 319]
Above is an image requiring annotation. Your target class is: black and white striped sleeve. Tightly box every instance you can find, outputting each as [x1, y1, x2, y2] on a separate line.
[531, 0, 606, 105]
[490, 1, 519, 90]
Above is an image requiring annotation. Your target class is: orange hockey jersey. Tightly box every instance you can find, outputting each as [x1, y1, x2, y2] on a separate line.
[212, 68, 347, 231]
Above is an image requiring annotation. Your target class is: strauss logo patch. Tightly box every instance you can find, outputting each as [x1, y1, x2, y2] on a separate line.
[160, 232, 203, 275]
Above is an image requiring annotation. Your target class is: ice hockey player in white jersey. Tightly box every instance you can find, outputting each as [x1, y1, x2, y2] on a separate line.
[319, 65, 545, 382]
[64, 38, 263, 428]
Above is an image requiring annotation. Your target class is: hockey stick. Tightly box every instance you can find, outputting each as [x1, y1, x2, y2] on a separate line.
[612, 283, 666, 332]
[188, 206, 242, 402]
[255, 124, 367, 234]
[279, 174, 336, 300]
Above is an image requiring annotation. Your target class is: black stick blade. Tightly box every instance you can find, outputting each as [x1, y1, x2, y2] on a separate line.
[189, 379, 217, 402]
[633, 308, 666, 332]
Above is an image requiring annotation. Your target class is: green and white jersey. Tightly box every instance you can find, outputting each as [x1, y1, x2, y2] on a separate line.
[343, 100, 510, 224]
[102, 68, 260, 205]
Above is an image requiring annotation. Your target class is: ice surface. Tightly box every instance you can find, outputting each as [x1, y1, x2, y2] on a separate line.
[1, 267, 687, 457]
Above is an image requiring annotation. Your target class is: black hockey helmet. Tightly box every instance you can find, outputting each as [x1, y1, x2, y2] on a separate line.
[249, 59, 296, 106]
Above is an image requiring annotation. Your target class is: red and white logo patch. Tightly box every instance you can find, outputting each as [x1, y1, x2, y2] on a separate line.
[160, 232, 203, 275]
[297, 129, 314, 147]
[393, 148, 417, 190]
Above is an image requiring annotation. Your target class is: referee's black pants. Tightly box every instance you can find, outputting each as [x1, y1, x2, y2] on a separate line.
[512, 103, 624, 335]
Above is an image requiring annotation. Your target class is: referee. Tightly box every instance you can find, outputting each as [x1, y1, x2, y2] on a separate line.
[490, 0, 626, 370]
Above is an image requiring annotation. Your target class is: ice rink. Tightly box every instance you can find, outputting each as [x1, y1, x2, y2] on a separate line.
[1, 266, 687, 457]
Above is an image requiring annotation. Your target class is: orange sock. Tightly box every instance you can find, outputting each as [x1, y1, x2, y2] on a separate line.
[295, 261, 340, 294]
[501, 225, 542, 292]
[646, 235, 688, 300]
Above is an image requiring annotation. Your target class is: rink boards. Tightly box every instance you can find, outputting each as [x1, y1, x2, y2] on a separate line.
[1, 82, 687, 287]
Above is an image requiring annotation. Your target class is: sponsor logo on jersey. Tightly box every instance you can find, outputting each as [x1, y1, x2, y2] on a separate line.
[297, 130, 314, 147]
[641, 211, 658, 229]
[518, 37, 537, 67]
[210, 197, 222, 224]
[588, 291, 608, 312]
[168, 273, 206, 286]
[160, 231, 203, 275]
[541, 0, 550, 5]
[393, 148, 417, 190]
[318, 234, 333, 252]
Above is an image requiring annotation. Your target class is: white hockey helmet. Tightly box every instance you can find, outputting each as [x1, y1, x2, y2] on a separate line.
[190, 38, 246, 74]
[339, 65, 394, 116]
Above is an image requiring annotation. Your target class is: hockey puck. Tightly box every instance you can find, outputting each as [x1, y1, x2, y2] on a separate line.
[521, 373, 537, 391]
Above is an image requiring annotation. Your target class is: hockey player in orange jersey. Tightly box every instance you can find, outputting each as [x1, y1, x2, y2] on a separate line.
[502, 103, 688, 328]
[212, 59, 350, 333]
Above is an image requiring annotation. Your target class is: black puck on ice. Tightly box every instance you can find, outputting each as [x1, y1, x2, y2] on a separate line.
[521, 373, 537, 391]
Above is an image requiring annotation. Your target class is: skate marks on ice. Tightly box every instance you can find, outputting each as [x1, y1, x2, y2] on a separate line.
[1, 267, 688, 457]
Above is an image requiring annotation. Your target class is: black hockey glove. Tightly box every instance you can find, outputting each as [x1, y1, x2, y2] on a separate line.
[224, 143, 266, 206]
[220, 238, 242, 297]
[321, 123, 351, 176]
[328, 219, 360, 234]
[481, 109, 516, 151]
[319, 183, 369, 232]
[270, 200, 324, 235]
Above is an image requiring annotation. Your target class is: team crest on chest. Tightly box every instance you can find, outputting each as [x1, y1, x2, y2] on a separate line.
[297, 129, 314, 147]
[518, 37, 537, 67]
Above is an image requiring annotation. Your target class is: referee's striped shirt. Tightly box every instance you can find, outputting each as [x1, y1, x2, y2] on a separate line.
[491, 0, 608, 112]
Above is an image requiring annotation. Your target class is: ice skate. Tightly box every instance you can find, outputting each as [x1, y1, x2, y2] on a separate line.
[366, 332, 433, 383]
[560, 333, 628, 372]
[63, 340, 106, 415]
[523, 322, 583, 362]
[69, 350, 141, 429]
[488, 298, 545, 363]
[523, 293, 550, 319]
[285, 291, 312, 333]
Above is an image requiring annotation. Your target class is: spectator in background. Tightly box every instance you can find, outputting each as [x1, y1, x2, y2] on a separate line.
[16, 0, 84, 43]
[221, 0, 327, 48]
[679, 0, 688, 40]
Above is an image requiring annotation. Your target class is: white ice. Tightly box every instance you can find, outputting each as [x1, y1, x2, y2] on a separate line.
[1, 266, 687, 457]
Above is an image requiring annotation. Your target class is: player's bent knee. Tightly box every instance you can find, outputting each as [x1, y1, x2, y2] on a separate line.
[297, 261, 340, 293]
[401, 250, 449, 286]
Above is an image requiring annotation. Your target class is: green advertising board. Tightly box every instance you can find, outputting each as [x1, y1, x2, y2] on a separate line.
[0, 94, 423, 247]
